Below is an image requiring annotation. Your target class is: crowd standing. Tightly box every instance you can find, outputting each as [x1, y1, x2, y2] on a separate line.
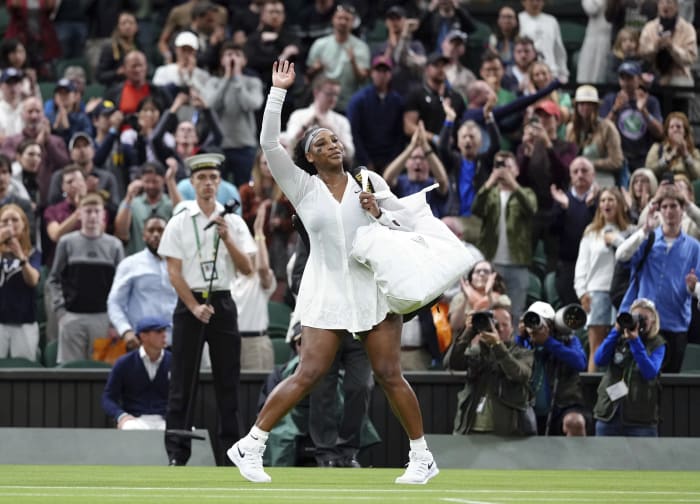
[1, 0, 699, 468]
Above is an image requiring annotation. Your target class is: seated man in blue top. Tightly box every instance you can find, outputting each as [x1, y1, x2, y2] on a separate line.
[515, 301, 588, 436]
[382, 120, 448, 217]
[101, 315, 172, 430]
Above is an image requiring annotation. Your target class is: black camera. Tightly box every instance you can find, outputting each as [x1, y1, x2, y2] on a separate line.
[523, 311, 545, 330]
[471, 311, 496, 333]
[494, 159, 506, 168]
[617, 312, 647, 334]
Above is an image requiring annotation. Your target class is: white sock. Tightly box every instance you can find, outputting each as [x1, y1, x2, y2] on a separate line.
[409, 436, 428, 453]
[247, 425, 269, 446]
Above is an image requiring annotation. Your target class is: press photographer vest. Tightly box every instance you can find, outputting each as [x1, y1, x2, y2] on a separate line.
[593, 334, 665, 426]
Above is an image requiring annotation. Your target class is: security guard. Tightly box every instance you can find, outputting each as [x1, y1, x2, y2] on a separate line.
[158, 152, 256, 465]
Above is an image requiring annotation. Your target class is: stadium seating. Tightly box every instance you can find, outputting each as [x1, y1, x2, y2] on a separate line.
[681, 343, 700, 373]
[0, 357, 44, 368]
[268, 301, 292, 339]
[544, 271, 561, 310]
[526, 271, 543, 307]
[56, 360, 112, 369]
[43, 340, 58, 368]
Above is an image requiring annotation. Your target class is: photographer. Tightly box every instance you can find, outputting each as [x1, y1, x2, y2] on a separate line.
[593, 298, 665, 437]
[444, 301, 535, 436]
[516, 301, 588, 436]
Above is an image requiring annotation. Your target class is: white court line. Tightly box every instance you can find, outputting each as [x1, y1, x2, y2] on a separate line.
[442, 498, 497, 504]
[2, 486, 700, 496]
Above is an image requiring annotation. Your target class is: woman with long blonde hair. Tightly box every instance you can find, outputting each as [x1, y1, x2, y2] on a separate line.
[0, 203, 41, 360]
[574, 187, 634, 371]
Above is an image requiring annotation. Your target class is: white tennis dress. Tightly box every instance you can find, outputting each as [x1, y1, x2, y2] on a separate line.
[260, 87, 404, 333]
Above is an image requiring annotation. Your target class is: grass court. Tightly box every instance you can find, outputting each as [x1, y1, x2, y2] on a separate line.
[0, 466, 698, 504]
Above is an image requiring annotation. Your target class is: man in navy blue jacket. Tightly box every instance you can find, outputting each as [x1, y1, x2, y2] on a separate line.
[102, 315, 171, 430]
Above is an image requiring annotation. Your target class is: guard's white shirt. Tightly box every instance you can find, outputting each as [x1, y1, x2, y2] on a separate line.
[158, 200, 257, 291]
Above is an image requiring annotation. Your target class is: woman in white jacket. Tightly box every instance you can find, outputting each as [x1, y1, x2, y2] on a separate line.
[575, 187, 634, 371]
[228, 60, 438, 486]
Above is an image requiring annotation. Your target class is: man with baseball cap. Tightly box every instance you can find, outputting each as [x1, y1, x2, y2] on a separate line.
[47, 131, 121, 208]
[46, 78, 92, 147]
[102, 315, 172, 430]
[153, 31, 211, 92]
[515, 301, 588, 436]
[346, 54, 405, 173]
[158, 152, 256, 465]
[0, 68, 26, 137]
[599, 60, 663, 172]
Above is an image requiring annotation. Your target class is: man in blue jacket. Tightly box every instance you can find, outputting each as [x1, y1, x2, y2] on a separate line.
[101, 315, 171, 430]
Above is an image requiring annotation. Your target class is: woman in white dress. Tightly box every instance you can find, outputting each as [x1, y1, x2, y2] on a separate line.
[228, 60, 438, 485]
[576, 0, 612, 84]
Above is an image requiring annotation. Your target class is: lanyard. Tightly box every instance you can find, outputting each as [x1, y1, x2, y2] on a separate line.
[191, 216, 220, 261]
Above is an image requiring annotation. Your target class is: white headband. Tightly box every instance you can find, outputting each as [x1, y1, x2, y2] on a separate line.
[304, 128, 332, 153]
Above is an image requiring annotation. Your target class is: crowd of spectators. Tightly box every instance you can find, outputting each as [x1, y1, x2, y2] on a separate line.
[0, 0, 699, 442]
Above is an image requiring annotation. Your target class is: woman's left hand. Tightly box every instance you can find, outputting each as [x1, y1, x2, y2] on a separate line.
[6, 238, 25, 262]
[359, 191, 380, 218]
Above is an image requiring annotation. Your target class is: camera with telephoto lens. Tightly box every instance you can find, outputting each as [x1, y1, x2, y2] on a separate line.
[471, 311, 496, 333]
[617, 312, 647, 335]
[523, 304, 587, 340]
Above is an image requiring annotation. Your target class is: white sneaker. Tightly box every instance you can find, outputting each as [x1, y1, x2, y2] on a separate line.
[227, 440, 271, 483]
[395, 450, 439, 484]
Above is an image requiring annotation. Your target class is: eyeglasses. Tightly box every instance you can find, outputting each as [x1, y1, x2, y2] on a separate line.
[473, 268, 492, 276]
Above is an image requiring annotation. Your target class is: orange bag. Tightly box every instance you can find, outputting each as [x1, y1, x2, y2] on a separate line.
[431, 301, 453, 354]
[92, 336, 126, 366]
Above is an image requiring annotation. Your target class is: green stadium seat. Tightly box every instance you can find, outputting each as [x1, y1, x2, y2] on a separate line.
[0, 6, 8, 38]
[43, 340, 58, 368]
[544, 271, 561, 310]
[268, 301, 292, 337]
[38, 81, 55, 101]
[55, 57, 90, 81]
[0, 357, 44, 368]
[57, 360, 112, 369]
[681, 343, 700, 372]
[692, 179, 700, 206]
[272, 338, 292, 366]
[526, 271, 543, 308]
[84, 83, 105, 101]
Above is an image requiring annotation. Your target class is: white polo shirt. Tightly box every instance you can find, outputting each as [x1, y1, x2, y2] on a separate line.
[158, 200, 257, 291]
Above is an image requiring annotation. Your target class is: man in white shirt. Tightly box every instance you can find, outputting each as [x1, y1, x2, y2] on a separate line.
[101, 315, 172, 430]
[152, 31, 211, 92]
[0, 69, 27, 140]
[158, 152, 256, 466]
[518, 0, 569, 83]
[280, 77, 355, 162]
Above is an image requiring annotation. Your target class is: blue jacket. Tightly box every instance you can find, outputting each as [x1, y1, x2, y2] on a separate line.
[101, 349, 171, 421]
[621, 227, 700, 332]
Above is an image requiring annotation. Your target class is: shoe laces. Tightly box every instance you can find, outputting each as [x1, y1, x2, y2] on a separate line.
[248, 444, 266, 470]
[404, 450, 432, 475]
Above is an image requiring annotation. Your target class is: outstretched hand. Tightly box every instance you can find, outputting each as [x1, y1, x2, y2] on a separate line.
[272, 60, 296, 89]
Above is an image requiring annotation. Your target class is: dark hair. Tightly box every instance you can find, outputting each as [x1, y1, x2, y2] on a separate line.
[0, 38, 26, 69]
[61, 163, 84, 181]
[16, 138, 40, 156]
[140, 161, 166, 177]
[480, 48, 502, 66]
[494, 6, 519, 43]
[143, 213, 168, 228]
[466, 260, 507, 293]
[0, 153, 11, 172]
[292, 126, 350, 177]
[293, 128, 321, 175]
[137, 95, 163, 113]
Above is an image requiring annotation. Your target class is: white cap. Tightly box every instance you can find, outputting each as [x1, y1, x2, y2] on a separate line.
[175, 31, 199, 50]
[526, 301, 555, 320]
[185, 152, 224, 173]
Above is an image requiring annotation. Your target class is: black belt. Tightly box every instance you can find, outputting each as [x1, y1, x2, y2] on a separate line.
[240, 331, 268, 338]
[192, 290, 230, 301]
[401, 345, 424, 351]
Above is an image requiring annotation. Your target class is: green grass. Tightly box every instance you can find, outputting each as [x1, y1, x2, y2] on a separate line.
[0, 466, 699, 503]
